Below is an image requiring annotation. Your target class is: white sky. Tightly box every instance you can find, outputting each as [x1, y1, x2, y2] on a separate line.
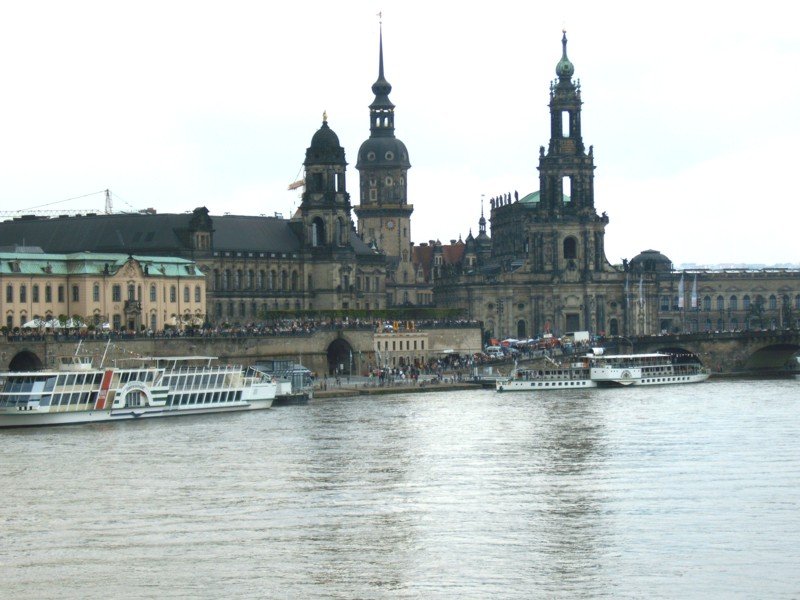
[0, 1, 797, 267]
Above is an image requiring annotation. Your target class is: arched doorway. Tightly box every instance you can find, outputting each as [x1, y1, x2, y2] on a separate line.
[516, 319, 527, 339]
[9, 350, 44, 372]
[327, 338, 355, 376]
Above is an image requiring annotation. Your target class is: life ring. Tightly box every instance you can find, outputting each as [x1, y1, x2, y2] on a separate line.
[621, 370, 631, 379]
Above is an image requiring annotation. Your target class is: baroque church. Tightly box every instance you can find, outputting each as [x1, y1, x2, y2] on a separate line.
[0, 31, 798, 336]
[412, 33, 800, 340]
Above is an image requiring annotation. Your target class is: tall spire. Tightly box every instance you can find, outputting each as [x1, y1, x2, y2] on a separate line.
[369, 22, 395, 136]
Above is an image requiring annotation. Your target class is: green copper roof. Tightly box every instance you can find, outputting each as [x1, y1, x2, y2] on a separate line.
[518, 191, 571, 205]
[0, 252, 202, 277]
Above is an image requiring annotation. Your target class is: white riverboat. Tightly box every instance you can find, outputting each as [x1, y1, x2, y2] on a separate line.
[496, 351, 709, 392]
[0, 355, 277, 428]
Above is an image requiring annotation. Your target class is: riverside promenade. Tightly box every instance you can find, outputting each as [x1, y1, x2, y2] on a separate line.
[313, 374, 484, 399]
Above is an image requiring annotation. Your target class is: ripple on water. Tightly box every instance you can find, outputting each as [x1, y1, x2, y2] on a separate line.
[1, 380, 798, 599]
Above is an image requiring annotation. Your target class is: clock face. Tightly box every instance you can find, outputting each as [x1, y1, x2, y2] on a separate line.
[386, 220, 395, 230]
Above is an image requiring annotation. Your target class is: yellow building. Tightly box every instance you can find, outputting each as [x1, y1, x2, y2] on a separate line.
[1, 250, 206, 332]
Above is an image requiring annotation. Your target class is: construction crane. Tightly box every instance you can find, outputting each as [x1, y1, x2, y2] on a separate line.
[0, 189, 115, 218]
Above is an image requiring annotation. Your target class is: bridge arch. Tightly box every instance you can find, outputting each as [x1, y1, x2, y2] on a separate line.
[327, 337, 355, 375]
[8, 350, 44, 372]
[652, 345, 704, 365]
[743, 343, 800, 371]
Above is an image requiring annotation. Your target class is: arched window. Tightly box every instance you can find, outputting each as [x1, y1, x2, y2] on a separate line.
[716, 295, 724, 311]
[195, 286, 201, 302]
[291, 271, 299, 291]
[311, 218, 325, 247]
[769, 295, 777, 310]
[743, 295, 750, 310]
[281, 270, 288, 290]
[150, 284, 157, 302]
[269, 270, 276, 290]
[258, 270, 265, 289]
[563, 237, 577, 260]
[335, 218, 345, 245]
[235, 270, 243, 290]
[224, 270, 232, 290]
[248, 270, 255, 289]
[19, 285, 26, 303]
[183, 286, 190, 302]
[703, 296, 711, 311]
[127, 284, 135, 301]
[729, 295, 738, 311]
[213, 269, 221, 290]
[170, 286, 177, 303]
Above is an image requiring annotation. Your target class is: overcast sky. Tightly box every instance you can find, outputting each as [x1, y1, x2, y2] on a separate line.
[1, 1, 797, 267]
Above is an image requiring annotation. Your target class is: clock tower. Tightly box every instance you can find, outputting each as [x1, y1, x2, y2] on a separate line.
[355, 27, 416, 304]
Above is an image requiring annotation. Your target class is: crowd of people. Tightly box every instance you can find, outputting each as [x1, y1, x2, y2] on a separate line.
[3, 317, 482, 342]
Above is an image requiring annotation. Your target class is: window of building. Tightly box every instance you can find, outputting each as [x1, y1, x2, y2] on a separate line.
[195, 286, 201, 302]
[45, 285, 52, 303]
[703, 296, 711, 311]
[33, 285, 40, 303]
[112, 314, 121, 330]
[562, 176, 572, 202]
[769, 295, 777, 310]
[72, 286, 79, 302]
[5, 285, 12, 303]
[112, 285, 121, 302]
[19, 285, 26, 303]
[57, 286, 65, 303]
[150, 284, 157, 302]
[170, 286, 177, 303]
[660, 295, 670, 311]
[184, 286, 190, 302]
[716, 295, 724, 311]
[91, 284, 99, 302]
[563, 237, 577, 260]
[743, 295, 750, 310]
[730, 296, 738, 311]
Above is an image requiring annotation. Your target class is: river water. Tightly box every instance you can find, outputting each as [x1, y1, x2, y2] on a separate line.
[1, 379, 799, 599]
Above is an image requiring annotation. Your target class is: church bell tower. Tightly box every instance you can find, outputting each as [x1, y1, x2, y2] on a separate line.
[354, 27, 413, 266]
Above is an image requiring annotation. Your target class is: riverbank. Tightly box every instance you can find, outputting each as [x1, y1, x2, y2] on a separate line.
[313, 381, 482, 399]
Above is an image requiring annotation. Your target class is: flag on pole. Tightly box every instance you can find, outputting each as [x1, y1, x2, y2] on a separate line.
[691, 274, 698, 309]
[678, 274, 685, 309]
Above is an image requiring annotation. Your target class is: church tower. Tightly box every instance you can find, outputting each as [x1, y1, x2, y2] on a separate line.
[299, 113, 352, 250]
[530, 31, 610, 277]
[354, 27, 412, 254]
[355, 26, 416, 304]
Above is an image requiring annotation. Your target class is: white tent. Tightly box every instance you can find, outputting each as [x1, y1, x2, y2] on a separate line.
[22, 318, 46, 329]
